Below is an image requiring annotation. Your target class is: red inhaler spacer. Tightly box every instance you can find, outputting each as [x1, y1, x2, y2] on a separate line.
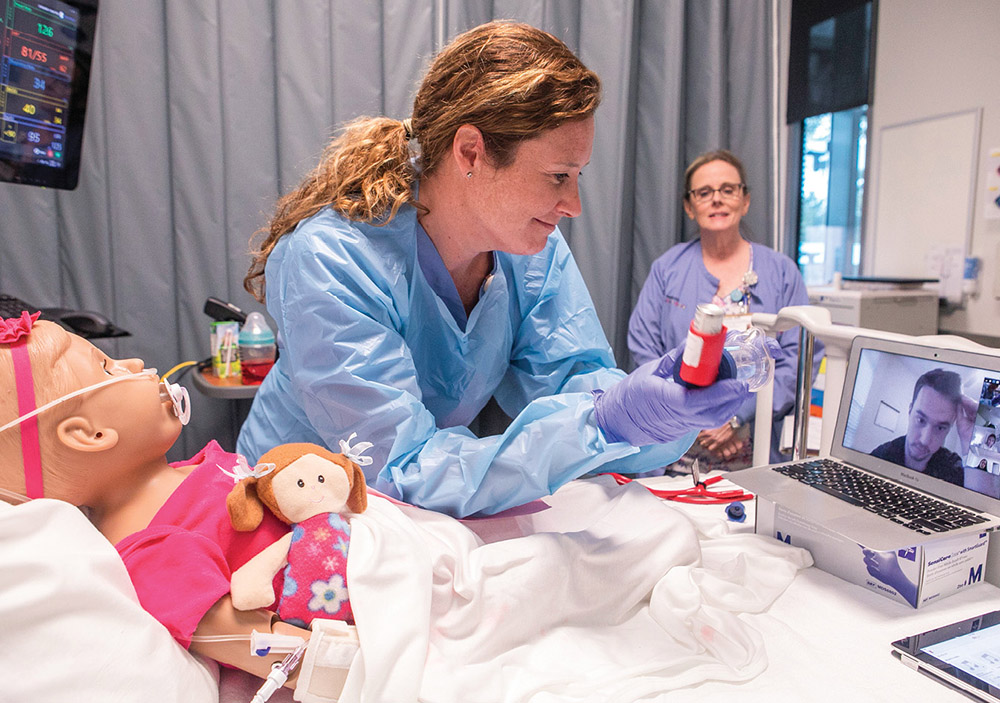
[678, 303, 727, 387]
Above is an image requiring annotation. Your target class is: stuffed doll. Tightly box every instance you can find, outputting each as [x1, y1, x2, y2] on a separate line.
[226, 440, 369, 628]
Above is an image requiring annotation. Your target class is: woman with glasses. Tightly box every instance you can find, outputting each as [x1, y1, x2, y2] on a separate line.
[628, 149, 820, 471]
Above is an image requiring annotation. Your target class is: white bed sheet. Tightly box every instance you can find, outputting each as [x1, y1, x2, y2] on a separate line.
[7, 471, 988, 703]
[342, 477, 810, 702]
[0, 499, 220, 703]
[221, 473, 1000, 703]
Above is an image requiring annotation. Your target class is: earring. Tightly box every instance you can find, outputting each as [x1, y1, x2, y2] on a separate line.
[466, 172, 473, 179]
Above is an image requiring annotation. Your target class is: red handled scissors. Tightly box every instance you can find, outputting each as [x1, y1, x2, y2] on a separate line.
[604, 460, 754, 505]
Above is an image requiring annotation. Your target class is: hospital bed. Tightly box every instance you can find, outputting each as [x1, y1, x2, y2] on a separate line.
[4, 308, 1000, 703]
[220, 482, 1000, 703]
[5, 472, 997, 703]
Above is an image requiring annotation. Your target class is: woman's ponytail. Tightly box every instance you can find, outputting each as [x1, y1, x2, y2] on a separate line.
[244, 117, 416, 302]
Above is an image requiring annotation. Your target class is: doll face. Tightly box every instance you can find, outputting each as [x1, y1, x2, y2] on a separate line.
[271, 453, 352, 522]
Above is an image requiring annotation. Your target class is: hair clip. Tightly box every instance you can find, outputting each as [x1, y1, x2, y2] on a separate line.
[218, 454, 277, 483]
[339, 432, 374, 467]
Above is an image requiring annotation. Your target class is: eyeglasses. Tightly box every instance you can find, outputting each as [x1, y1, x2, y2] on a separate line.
[686, 183, 746, 204]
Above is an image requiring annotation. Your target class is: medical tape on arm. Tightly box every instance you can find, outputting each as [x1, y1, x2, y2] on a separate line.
[294, 619, 359, 703]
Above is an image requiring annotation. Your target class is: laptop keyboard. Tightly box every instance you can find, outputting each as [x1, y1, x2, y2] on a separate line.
[773, 458, 990, 536]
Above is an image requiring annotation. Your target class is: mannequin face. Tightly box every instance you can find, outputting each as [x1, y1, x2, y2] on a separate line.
[0, 322, 183, 501]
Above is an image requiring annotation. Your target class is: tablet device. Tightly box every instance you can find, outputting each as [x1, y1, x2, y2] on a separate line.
[891, 610, 1000, 703]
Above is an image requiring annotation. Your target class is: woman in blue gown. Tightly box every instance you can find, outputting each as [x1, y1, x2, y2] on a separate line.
[237, 23, 748, 517]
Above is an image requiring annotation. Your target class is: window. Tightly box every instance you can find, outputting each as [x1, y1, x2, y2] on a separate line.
[787, 0, 875, 285]
[797, 105, 867, 285]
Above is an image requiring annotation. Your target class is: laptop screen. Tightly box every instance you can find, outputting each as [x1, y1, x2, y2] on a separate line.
[838, 340, 1000, 508]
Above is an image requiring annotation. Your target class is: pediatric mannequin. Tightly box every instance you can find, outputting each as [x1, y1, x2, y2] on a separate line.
[0, 314, 812, 702]
[0, 315, 313, 688]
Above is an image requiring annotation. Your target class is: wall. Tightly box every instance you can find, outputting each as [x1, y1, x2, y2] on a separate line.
[0, 1, 775, 459]
[864, 0, 1000, 343]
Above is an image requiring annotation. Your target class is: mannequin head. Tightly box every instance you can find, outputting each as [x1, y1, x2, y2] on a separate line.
[0, 319, 184, 507]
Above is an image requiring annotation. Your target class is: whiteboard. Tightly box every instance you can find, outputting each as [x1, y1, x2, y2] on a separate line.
[870, 109, 981, 278]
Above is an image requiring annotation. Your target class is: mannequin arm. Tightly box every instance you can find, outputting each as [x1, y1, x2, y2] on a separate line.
[190, 595, 310, 687]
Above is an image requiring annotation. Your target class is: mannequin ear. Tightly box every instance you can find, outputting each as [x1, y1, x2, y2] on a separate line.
[56, 416, 120, 453]
[452, 124, 485, 176]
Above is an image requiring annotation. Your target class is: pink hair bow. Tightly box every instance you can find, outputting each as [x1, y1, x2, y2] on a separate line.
[0, 311, 41, 344]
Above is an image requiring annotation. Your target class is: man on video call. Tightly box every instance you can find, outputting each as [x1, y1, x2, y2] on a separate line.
[870, 368, 976, 486]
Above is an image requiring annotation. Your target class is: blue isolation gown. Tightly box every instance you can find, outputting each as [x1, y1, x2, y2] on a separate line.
[237, 204, 694, 517]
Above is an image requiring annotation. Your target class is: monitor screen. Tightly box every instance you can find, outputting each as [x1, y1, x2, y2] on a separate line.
[0, 0, 98, 189]
[841, 346, 1000, 503]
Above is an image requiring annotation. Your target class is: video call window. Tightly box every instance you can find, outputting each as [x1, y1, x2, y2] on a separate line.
[968, 378, 1000, 470]
[843, 350, 1000, 497]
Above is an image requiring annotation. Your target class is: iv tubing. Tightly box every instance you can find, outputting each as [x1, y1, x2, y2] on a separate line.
[187, 634, 251, 643]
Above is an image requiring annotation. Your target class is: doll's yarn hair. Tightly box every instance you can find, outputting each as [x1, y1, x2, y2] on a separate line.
[227, 442, 367, 532]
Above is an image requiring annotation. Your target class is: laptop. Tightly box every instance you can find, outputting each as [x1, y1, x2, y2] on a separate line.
[730, 336, 1000, 551]
[891, 609, 1000, 703]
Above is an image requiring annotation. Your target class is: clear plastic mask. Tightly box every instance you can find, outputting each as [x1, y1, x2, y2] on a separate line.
[723, 326, 776, 392]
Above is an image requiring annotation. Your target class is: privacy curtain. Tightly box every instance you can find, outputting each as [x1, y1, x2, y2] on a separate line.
[0, 0, 776, 459]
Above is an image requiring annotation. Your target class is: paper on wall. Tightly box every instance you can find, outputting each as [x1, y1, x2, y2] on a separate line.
[986, 147, 1000, 221]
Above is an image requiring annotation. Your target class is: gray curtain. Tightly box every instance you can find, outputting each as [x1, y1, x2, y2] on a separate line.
[0, 0, 774, 460]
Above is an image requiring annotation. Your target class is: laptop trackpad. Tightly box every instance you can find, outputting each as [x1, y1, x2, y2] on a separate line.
[754, 480, 920, 550]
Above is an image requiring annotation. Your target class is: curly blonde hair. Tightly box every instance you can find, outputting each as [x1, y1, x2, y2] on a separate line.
[244, 20, 602, 301]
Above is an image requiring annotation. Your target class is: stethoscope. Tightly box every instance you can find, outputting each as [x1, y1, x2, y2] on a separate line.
[604, 463, 754, 505]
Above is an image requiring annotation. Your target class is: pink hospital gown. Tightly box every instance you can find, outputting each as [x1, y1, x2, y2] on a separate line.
[277, 512, 354, 627]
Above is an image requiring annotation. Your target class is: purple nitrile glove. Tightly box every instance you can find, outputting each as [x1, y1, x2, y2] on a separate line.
[593, 344, 751, 447]
[762, 334, 782, 360]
